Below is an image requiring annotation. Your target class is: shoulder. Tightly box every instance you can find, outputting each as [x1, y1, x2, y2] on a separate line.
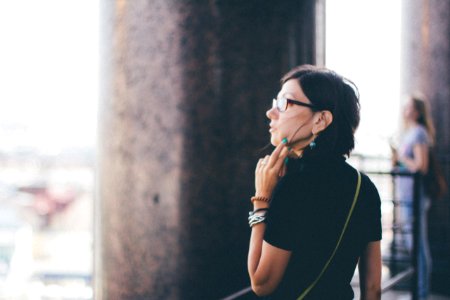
[357, 172, 382, 241]
[358, 172, 382, 210]
[360, 172, 378, 193]
[412, 125, 429, 144]
[341, 164, 380, 200]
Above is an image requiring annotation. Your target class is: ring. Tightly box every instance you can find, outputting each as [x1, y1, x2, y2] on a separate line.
[261, 161, 266, 165]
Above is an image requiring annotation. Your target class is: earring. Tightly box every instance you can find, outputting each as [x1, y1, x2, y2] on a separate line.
[309, 140, 316, 150]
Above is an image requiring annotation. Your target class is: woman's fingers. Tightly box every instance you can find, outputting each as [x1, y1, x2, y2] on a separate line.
[262, 155, 270, 169]
[256, 156, 268, 172]
[274, 147, 289, 171]
[255, 145, 288, 196]
[268, 142, 287, 167]
[256, 158, 265, 172]
[257, 142, 287, 174]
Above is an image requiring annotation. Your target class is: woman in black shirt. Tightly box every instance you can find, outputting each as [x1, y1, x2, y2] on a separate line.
[247, 65, 382, 299]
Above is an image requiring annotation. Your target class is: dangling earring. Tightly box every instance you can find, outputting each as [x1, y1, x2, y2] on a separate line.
[309, 135, 317, 150]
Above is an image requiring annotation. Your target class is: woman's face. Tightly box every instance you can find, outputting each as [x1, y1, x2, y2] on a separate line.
[403, 100, 418, 122]
[266, 79, 315, 148]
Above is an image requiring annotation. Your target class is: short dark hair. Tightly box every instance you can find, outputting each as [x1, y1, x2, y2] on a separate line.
[281, 64, 360, 157]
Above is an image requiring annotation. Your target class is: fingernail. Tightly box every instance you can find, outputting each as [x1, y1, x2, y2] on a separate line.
[282, 138, 288, 144]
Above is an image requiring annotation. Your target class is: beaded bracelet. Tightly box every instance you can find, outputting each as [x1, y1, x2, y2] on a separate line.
[250, 196, 270, 203]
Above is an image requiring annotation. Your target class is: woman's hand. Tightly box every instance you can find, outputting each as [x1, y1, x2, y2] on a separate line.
[255, 142, 289, 199]
[389, 138, 399, 168]
[390, 146, 399, 167]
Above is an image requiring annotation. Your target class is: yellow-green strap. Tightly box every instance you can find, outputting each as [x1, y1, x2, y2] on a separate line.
[297, 170, 362, 300]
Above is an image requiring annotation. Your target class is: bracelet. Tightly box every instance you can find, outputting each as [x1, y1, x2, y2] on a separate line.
[250, 196, 270, 203]
[248, 210, 268, 218]
[253, 208, 269, 214]
[248, 209, 268, 227]
[248, 214, 266, 227]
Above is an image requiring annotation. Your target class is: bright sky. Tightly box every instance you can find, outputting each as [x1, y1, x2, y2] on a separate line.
[326, 0, 402, 156]
[0, 0, 98, 154]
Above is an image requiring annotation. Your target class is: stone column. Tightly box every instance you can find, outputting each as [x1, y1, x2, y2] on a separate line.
[97, 1, 320, 299]
[401, 0, 450, 294]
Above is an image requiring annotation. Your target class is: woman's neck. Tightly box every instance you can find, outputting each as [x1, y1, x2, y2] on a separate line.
[406, 119, 419, 128]
[290, 149, 303, 158]
[289, 142, 311, 158]
[288, 136, 316, 158]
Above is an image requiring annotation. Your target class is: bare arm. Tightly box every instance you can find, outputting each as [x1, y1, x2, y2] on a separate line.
[248, 142, 291, 296]
[400, 144, 428, 173]
[247, 213, 291, 296]
[358, 241, 381, 300]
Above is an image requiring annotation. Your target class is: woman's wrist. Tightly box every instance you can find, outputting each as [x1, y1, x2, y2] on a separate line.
[252, 191, 271, 209]
[253, 201, 270, 210]
[255, 190, 271, 198]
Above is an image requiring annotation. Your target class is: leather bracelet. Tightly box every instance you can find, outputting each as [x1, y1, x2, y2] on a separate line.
[253, 207, 269, 214]
[251, 196, 270, 203]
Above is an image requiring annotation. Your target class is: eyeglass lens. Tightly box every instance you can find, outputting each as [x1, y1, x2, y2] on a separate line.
[273, 97, 287, 112]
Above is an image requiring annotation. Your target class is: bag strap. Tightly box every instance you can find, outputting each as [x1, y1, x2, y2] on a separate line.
[297, 170, 362, 300]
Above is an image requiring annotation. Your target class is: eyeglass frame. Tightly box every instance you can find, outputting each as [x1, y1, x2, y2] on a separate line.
[272, 97, 317, 112]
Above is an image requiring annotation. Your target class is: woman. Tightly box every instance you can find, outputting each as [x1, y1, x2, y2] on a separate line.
[392, 96, 436, 299]
[247, 65, 382, 299]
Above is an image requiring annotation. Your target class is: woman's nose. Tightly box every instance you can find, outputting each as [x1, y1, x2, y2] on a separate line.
[266, 106, 278, 120]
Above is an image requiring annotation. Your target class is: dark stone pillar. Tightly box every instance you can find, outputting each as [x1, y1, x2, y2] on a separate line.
[97, 1, 321, 299]
[401, 0, 450, 295]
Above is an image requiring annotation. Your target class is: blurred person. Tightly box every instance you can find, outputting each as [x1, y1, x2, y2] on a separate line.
[391, 96, 446, 300]
[247, 65, 382, 299]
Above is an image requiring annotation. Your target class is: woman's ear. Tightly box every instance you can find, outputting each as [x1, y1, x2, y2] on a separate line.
[312, 110, 333, 135]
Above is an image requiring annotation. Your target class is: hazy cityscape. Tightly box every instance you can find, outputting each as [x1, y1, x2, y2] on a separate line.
[0, 125, 95, 298]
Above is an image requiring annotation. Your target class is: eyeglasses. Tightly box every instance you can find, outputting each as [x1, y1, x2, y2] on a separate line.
[272, 97, 316, 112]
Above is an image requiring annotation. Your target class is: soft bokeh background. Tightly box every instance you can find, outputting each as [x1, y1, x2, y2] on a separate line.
[0, 1, 98, 298]
[327, 0, 402, 156]
[0, 0, 448, 299]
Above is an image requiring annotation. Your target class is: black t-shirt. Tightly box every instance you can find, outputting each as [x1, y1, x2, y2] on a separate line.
[262, 154, 382, 300]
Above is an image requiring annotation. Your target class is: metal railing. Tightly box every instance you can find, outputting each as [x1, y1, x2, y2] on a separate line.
[220, 169, 423, 300]
[369, 170, 421, 299]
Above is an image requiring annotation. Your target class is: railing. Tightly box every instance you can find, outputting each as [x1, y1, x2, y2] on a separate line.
[220, 169, 423, 300]
[369, 170, 421, 300]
